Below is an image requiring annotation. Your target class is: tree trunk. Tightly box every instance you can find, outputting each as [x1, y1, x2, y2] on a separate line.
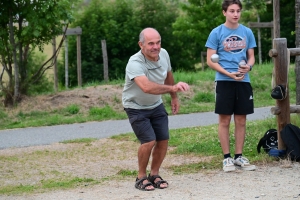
[296, 0, 300, 105]
[9, 10, 19, 105]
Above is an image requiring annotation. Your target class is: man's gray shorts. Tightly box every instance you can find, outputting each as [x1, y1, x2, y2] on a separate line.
[124, 104, 169, 144]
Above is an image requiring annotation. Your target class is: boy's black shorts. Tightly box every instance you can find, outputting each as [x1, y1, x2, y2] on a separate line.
[215, 81, 254, 115]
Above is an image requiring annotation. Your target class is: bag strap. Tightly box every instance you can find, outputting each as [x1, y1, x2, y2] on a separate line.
[257, 137, 265, 153]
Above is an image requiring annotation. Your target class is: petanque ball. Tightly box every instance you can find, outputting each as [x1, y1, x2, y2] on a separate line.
[211, 54, 219, 63]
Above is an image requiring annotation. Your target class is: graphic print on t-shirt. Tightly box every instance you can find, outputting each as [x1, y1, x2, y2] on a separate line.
[223, 35, 246, 54]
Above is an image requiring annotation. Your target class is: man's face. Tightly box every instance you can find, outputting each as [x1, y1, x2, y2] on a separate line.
[139, 30, 161, 61]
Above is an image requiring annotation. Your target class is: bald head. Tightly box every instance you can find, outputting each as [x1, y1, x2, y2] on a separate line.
[139, 28, 161, 44]
[138, 28, 161, 61]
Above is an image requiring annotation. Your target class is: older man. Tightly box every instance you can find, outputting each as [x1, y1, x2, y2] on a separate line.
[122, 27, 189, 191]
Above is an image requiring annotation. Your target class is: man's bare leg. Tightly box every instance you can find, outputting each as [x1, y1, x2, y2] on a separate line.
[137, 140, 155, 190]
[150, 140, 168, 188]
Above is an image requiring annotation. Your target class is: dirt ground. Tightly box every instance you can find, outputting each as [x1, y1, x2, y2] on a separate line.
[10, 83, 196, 116]
[14, 85, 126, 114]
[1, 86, 300, 199]
[1, 137, 300, 200]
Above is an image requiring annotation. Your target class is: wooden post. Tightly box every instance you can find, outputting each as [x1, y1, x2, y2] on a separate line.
[77, 35, 82, 87]
[295, 0, 300, 105]
[273, 0, 280, 38]
[53, 37, 58, 92]
[273, 38, 290, 150]
[270, 47, 300, 116]
[272, 0, 280, 100]
[257, 16, 262, 65]
[201, 52, 207, 71]
[101, 40, 109, 82]
[64, 36, 68, 89]
[63, 26, 82, 88]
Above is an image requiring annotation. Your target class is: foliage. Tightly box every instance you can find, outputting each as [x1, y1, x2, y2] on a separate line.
[60, 0, 297, 84]
[277, 0, 295, 49]
[64, 104, 80, 115]
[0, 177, 97, 195]
[0, 0, 77, 105]
[249, 0, 296, 63]
[172, 0, 224, 70]
[243, 0, 267, 13]
[89, 105, 118, 118]
[133, 0, 183, 71]
[193, 92, 214, 103]
[61, 138, 97, 144]
[25, 52, 54, 95]
[0, 109, 7, 119]
[61, 0, 140, 86]
[62, 0, 184, 86]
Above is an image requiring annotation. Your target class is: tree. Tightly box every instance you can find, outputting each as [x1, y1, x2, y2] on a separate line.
[62, 0, 140, 85]
[0, 0, 77, 106]
[134, 0, 184, 71]
[172, 0, 224, 70]
[64, 0, 183, 85]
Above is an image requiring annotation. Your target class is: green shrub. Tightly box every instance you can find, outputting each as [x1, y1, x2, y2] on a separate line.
[26, 52, 54, 95]
[89, 106, 117, 118]
[65, 104, 80, 115]
[0, 110, 7, 119]
[193, 92, 214, 103]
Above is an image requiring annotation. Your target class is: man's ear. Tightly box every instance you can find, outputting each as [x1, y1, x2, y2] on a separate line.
[138, 41, 143, 49]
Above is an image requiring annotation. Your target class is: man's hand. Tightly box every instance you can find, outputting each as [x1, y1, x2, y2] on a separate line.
[171, 98, 180, 115]
[173, 82, 190, 92]
[170, 82, 189, 115]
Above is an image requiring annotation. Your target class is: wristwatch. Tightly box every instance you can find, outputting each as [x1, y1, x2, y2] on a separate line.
[247, 64, 252, 71]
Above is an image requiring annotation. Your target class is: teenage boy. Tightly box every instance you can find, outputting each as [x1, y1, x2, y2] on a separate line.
[205, 0, 256, 172]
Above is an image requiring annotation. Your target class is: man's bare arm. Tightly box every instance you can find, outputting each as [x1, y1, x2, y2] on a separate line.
[134, 74, 189, 95]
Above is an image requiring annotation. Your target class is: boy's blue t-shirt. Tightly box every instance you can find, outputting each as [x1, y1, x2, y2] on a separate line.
[205, 24, 257, 82]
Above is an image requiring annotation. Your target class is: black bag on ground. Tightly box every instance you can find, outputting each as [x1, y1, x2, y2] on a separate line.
[280, 123, 300, 162]
[257, 129, 278, 153]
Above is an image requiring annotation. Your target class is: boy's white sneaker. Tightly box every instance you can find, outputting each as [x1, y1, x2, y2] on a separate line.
[223, 157, 236, 172]
[233, 156, 256, 171]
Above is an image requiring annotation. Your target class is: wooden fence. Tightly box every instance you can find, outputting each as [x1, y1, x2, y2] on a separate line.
[269, 38, 300, 150]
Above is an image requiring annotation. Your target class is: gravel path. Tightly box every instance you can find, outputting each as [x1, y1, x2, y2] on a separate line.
[2, 163, 300, 200]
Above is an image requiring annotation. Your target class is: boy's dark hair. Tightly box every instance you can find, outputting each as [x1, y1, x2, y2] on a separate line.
[222, 0, 242, 12]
